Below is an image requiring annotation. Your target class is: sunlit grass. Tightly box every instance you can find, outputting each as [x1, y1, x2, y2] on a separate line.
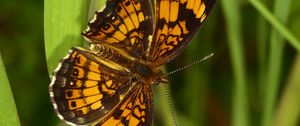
[274, 55, 300, 126]
[44, 0, 90, 73]
[0, 54, 20, 126]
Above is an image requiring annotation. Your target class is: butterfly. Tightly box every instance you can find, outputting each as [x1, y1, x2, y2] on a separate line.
[49, 0, 216, 125]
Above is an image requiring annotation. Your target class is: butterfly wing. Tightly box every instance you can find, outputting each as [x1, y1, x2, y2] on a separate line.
[96, 84, 153, 126]
[49, 47, 136, 125]
[83, 0, 154, 58]
[147, 0, 216, 66]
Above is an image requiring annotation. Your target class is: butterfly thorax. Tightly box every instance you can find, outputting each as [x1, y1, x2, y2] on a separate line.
[130, 61, 166, 85]
[90, 44, 166, 85]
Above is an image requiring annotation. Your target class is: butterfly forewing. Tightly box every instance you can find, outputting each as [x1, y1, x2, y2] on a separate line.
[148, 0, 216, 66]
[83, 0, 154, 58]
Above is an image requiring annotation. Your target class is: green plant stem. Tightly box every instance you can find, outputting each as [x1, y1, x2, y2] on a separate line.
[220, 0, 249, 126]
[0, 53, 21, 126]
[256, 0, 269, 105]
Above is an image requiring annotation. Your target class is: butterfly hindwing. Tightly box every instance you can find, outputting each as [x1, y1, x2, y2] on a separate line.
[96, 84, 153, 126]
[50, 47, 136, 125]
[83, 0, 154, 58]
[148, 0, 216, 66]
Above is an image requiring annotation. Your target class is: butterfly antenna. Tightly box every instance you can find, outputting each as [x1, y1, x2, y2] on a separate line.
[162, 83, 178, 126]
[167, 53, 214, 75]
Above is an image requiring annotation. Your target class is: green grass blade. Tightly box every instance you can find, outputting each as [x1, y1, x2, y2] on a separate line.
[274, 54, 300, 126]
[248, 0, 300, 51]
[88, 0, 107, 19]
[44, 0, 90, 73]
[220, 0, 249, 126]
[256, 0, 269, 103]
[260, 0, 291, 126]
[0, 53, 21, 126]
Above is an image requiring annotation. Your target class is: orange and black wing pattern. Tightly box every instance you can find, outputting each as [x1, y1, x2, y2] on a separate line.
[148, 0, 216, 66]
[49, 47, 136, 125]
[96, 84, 153, 126]
[50, 0, 217, 126]
[83, 0, 154, 58]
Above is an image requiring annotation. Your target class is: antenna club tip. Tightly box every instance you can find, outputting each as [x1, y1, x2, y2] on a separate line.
[203, 53, 214, 60]
[167, 53, 214, 75]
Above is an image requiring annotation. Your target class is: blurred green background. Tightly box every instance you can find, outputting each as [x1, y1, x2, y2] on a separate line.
[1, 0, 300, 126]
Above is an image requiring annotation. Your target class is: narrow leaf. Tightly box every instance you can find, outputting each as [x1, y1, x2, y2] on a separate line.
[220, 0, 249, 126]
[44, 0, 90, 73]
[0, 53, 21, 126]
[274, 54, 300, 126]
[261, 0, 291, 126]
[249, 0, 300, 51]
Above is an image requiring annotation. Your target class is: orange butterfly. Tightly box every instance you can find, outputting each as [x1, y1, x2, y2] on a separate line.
[49, 0, 216, 125]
